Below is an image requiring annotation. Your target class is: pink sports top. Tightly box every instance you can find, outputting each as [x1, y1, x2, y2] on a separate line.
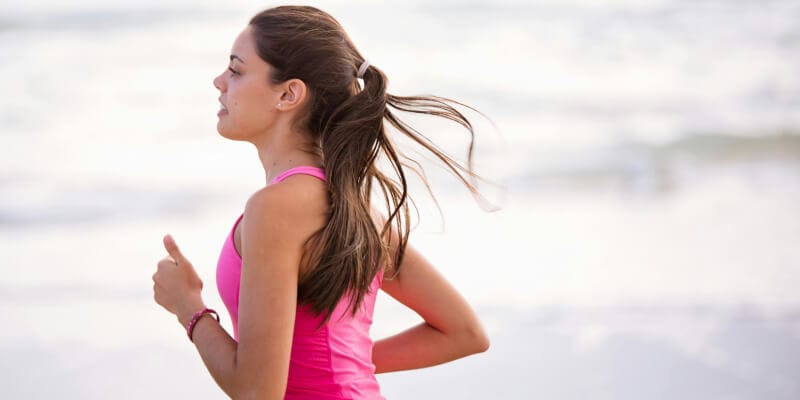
[215, 166, 385, 399]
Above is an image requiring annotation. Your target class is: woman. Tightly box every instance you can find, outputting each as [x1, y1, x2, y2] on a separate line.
[152, 5, 489, 399]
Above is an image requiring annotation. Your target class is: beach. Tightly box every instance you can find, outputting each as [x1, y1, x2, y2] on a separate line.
[1, 0, 799, 398]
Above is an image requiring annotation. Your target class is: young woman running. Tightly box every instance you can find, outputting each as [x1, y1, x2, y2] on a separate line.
[152, 5, 489, 399]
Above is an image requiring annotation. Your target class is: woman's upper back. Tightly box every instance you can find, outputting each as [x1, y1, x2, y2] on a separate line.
[216, 166, 385, 399]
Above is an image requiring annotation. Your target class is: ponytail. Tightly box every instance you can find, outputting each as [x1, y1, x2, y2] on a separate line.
[249, 6, 490, 324]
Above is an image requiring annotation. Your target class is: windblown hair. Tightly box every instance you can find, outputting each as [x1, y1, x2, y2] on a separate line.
[249, 6, 486, 322]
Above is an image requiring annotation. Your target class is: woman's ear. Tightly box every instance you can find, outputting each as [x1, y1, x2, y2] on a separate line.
[278, 79, 308, 111]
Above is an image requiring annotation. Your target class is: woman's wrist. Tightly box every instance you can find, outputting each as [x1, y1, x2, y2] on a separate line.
[186, 308, 220, 342]
[177, 298, 207, 327]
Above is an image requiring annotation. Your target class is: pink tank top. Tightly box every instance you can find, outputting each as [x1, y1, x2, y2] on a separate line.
[215, 166, 385, 399]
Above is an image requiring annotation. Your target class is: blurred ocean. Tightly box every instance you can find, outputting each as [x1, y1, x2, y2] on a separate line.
[1, 0, 799, 399]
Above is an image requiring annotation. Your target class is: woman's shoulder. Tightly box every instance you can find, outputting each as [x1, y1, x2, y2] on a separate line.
[244, 175, 328, 230]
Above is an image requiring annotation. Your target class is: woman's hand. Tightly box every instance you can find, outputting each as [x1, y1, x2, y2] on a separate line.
[152, 234, 206, 326]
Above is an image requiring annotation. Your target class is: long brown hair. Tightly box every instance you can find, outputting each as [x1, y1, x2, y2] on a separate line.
[249, 6, 487, 322]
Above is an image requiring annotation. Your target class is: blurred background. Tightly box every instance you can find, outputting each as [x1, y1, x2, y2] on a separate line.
[1, 0, 799, 398]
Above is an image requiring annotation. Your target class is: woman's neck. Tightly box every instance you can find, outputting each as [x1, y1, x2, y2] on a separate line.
[254, 129, 322, 185]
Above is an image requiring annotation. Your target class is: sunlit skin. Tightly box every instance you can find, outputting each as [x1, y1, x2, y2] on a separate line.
[212, 25, 322, 184]
[152, 25, 489, 399]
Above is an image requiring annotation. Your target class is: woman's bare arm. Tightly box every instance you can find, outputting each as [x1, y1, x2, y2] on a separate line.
[184, 178, 326, 399]
[371, 215, 490, 373]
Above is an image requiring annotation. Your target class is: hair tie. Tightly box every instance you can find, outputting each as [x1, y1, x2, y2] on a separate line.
[357, 59, 370, 79]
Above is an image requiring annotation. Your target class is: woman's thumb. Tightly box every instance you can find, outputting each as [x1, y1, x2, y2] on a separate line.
[163, 234, 190, 265]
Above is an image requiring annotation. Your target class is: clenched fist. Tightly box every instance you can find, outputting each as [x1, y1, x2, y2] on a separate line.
[152, 234, 206, 326]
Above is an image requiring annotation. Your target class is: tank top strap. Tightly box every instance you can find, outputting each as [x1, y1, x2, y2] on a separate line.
[268, 166, 326, 185]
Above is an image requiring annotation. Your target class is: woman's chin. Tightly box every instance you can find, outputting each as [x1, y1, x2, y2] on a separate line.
[216, 124, 247, 142]
[216, 122, 233, 139]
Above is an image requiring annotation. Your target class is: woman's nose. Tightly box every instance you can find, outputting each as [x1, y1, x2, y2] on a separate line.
[213, 73, 224, 91]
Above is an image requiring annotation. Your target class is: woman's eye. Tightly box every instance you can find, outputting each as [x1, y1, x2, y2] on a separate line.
[228, 67, 239, 76]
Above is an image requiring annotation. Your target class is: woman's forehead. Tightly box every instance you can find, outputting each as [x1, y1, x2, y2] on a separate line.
[230, 26, 257, 62]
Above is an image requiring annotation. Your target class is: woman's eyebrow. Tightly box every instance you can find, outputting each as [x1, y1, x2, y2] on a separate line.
[229, 54, 246, 64]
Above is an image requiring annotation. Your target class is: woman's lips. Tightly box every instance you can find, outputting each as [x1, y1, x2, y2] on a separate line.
[218, 99, 228, 116]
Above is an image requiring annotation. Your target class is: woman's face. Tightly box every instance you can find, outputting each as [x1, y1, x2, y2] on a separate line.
[213, 26, 282, 141]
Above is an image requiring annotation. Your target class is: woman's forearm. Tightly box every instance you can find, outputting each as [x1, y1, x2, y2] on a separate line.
[372, 322, 489, 373]
[177, 311, 240, 398]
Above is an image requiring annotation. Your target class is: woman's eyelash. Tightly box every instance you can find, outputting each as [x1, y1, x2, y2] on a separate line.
[228, 67, 239, 75]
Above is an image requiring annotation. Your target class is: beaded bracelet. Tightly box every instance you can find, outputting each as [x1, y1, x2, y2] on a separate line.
[186, 308, 220, 342]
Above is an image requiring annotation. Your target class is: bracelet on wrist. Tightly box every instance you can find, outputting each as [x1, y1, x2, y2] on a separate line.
[186, 307, 220, 342]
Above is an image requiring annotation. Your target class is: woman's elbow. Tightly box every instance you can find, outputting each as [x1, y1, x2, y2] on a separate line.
[233, 380, 286, 400]
[461, 323, 490, 354]
[473, 328, 491, 353]
[235, 389, 285, 400]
